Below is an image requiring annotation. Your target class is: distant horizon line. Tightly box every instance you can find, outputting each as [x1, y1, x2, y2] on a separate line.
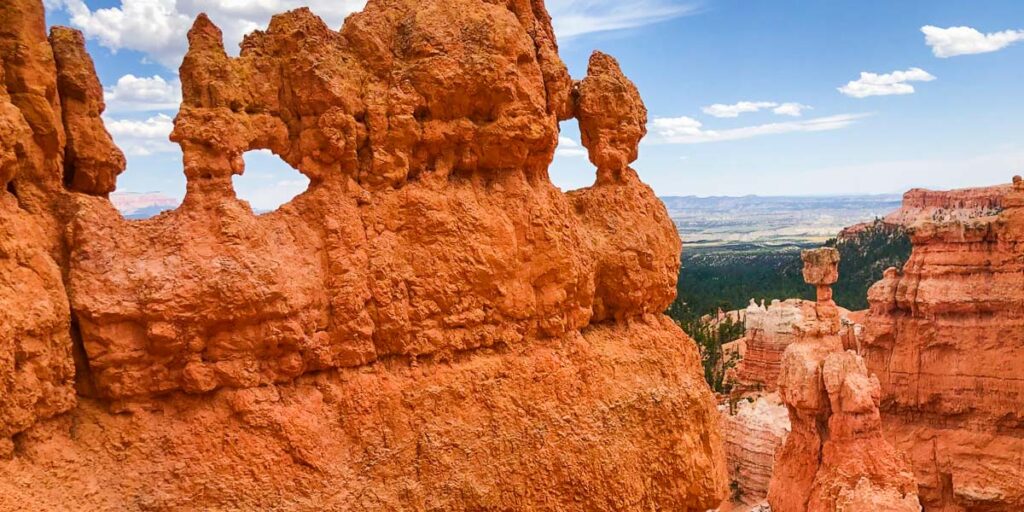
[111, 189, 910, 201]
[658, 192, 905, 200]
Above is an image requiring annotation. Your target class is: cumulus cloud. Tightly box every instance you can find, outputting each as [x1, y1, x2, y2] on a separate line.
[548, 0, 698, 39]
[103, 113, 176, 155]
[838, 68, 935, 98]
[702, 101, 811, 118]
[52, 0, 365, 69]
[650, 113, 868, 144]
[58, 0, 192, 69]
[922, 25, 1024, 58]
[50, 0, 696, 70]
[555, 136, 588, 158]
[104, 74, 181, 112]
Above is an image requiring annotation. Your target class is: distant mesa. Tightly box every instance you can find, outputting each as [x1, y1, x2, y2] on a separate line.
[109, 191, 180, 219]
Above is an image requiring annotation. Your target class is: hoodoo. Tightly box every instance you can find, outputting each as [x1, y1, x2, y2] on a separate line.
[0, 0, 727, 509]
[767, 248, 920, 512]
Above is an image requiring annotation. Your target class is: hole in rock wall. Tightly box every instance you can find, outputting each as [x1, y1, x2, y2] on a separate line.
[107, 113, 184, 220]
[232, 150, 310, 214]
[550, 121, 593, 192]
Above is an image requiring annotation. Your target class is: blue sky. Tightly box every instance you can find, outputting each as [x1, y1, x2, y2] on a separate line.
[44, 0, 1024, 208]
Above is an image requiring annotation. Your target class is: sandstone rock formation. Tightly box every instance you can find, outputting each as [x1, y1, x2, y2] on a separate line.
[719, 392, 790, 510]
[0, 0, 77, 456]
[840, 183, 1011, 239]
[767, 248, 920, 512]
[864, 176, 1024, 510]
[0, 0, 728, 508]
[736, 299, 808, 390]
[49, 26, 125, 196]
[735, 299, 856, 391]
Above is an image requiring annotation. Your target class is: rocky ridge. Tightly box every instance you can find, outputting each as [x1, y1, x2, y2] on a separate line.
[863, 176, 1024, 510]
[0, 0, 727, 509]
[734, 298, 857, 392]
[840, 184, 1010, 239]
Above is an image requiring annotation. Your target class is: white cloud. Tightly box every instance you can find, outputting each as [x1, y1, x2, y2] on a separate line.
[51, 0, 692, 70]
[237, 178, 310, 211]
[650, 113, 869, 144]
[548, 0, 698, 39]
[702, 101, 776, 118]
[772, 102, 811, 117]
[838, 68, 935, 98]
[922, 25, 1024, 58]
[52, 0, 365, 70]
[104, 74, 181, 111]
[58, 0, 192, 69]
[702, 101, 812, 118]
[555, 136, 587, 158]
[103, 113, 176, 155]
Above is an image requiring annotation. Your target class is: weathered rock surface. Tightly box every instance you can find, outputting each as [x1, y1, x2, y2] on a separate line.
[49, 27, 125, 196]
[720, 392, 790, 508]
[841, 184, 1011, 239]
[736, 299, 807, 391]
[767, 248, 920, 512]
[734, 299, 856, 392]
[888, 185, 1010, 224]
[864, 177, 1024, 510]
[576, 50, 647, 184]
[67, 2, 679, 401]
[1, 318, 725, 511]
[0, 1, 77, 455]
[0, 0, 728, 508]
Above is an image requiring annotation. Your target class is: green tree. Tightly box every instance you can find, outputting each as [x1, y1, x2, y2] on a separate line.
[669, 302, 744, 393]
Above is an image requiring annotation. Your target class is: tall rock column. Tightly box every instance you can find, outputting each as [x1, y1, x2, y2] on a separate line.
[49, 27, 125, 196]
[0, 0, 81, 456]
[767, 248, 920, 512]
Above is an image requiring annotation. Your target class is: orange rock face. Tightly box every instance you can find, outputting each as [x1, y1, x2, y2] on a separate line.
[735, 299, 858, 392]
[0, 0, 728, 508]
[888, 185, 1011, 224]
[67, 1, 678, 402]
[0, 1, 77, 456]
[864, 177, 1024, 510]
[49, 27, 125, 196]
[736, 299, 810, 390]
[767, 248, 920, 512]
[840, 184, 1011, 241]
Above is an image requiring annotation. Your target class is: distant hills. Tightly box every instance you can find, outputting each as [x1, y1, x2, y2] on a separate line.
[660, 194, 903, 252]
[112, 193, 906, 240]
[109, 192, 180, 219]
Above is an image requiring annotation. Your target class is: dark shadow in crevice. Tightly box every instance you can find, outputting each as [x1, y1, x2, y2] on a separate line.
[69, 316, 98, 398]
[61, 152, 75, 189]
